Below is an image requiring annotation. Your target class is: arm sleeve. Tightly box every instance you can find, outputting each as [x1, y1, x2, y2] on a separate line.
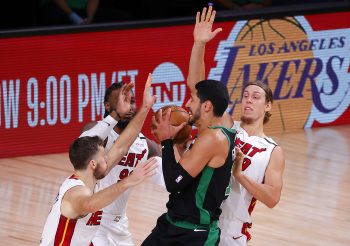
[161, 139, 194, 193]
[79, 116, 118, 140]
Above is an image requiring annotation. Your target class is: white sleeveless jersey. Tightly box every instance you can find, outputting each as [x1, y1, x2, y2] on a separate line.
[41, 175, 102, 246]
[219, 121, 277, 242]
[97, 131, 149, 216]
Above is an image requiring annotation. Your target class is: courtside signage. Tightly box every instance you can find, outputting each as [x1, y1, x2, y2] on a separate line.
[0, 11, 349, 157]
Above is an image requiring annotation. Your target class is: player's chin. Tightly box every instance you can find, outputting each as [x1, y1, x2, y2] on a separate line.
[240, 115, 254, 124]
[95, 173, 106, 180]
[94, 169, 107, 180]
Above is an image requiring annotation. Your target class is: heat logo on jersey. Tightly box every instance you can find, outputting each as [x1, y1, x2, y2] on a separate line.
[209, 16, 350, 133]
[86, 211, 103, 226]
[235, 138, 267, 171]
[117, 149, 147, 180]
[150, 62, 187, 112]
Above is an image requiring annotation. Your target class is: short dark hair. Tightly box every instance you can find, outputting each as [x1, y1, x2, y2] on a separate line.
[103, 81, 124, 117]
[69, 136, 104, 170]
[195, 80, 229, 117]
[244, 81, 273, 124]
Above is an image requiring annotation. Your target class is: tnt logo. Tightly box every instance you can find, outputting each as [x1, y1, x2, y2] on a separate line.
[150, 62, 186, 112]
[86, 210, 103, 226]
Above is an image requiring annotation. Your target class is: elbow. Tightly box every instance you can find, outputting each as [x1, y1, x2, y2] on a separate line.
[266, 197, 280, 208]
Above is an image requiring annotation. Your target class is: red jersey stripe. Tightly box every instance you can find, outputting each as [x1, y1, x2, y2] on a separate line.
[54, 215, 77, 246]
[69, 174, 78, 180]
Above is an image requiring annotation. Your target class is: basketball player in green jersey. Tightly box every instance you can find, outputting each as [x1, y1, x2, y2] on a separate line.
[141, 77, 243, 246]
[187, 5, 285, 245]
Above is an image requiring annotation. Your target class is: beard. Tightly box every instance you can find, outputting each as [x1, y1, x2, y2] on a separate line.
[188, 107, 201, 126]
[241, 115, 254, 124]
[116, 110, 136, 130]
[116, 118, 131, 130]
[93, 163, 106, 180]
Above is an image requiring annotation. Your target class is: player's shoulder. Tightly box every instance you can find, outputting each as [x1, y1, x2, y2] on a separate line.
[81, 121, 98, 133]
[63, 175, 85, 186]
[198, 127, 231, 144]
[65, 183, 91, 198]
[263, 136, 278, 146]
[192, 130, 216, 148]
[60, 176, 87, 198]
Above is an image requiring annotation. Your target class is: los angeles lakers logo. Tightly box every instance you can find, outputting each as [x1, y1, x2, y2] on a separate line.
[210, 16, 350, 134]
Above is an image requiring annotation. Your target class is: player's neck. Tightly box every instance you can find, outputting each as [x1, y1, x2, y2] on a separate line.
[240, 120, 265, 137]
[197, 116, 224, 133]
[74, 170, 97, 191]
[113, 126, 123, 134]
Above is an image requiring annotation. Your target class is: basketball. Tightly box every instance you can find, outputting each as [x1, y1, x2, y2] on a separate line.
[154, 105, 192, 144]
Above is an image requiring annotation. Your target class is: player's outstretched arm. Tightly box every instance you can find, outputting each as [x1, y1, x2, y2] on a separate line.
[106, 73, 156, 174]
[232, 146, 285, 208]
[62, 158, 158, 218]
[187, 5, 222, 90]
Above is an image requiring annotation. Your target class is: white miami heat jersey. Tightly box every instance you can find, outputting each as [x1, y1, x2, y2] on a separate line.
[97, 131, 149, 216]
[219, 121, 277, 242]
[41, 175, 102, 246]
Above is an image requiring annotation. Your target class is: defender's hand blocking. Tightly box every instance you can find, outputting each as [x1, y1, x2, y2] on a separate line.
[232, 146, 244, 178]
[142, 73, 157, 110]
[151, 108, 187, 142]
[194, 5, 222, 44]
[125, 157, 158, 187]
[115, 82, 134, 120]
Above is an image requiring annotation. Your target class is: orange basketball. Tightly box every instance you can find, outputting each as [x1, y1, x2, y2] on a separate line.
[154, 105, 192, 144]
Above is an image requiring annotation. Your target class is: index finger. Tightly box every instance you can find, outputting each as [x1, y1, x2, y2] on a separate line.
[195, 11, 200, 24]
[144, 73, 153, 95]
[122, 82, 134, 95]
[201, 7, 207, 22]
[235, 146, 243, 156]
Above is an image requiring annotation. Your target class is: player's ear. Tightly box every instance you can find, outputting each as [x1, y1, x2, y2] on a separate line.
[89, 159, 97, 169]
[265, 101, 272, 113]
[203, 100, 213, 113]
[105, 102, 111, 113]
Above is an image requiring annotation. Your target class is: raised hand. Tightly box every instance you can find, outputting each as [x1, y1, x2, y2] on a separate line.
[142, 73, 157, 110]
[125, 157, 158, 187]
[115, 82, 134, 119]
[194, 5, 222, 44]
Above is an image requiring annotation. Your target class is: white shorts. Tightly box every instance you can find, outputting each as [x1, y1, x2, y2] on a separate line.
[93, 213, 134, 246]
[219, 218, 248, 246]
[219, 230, 248, 246]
